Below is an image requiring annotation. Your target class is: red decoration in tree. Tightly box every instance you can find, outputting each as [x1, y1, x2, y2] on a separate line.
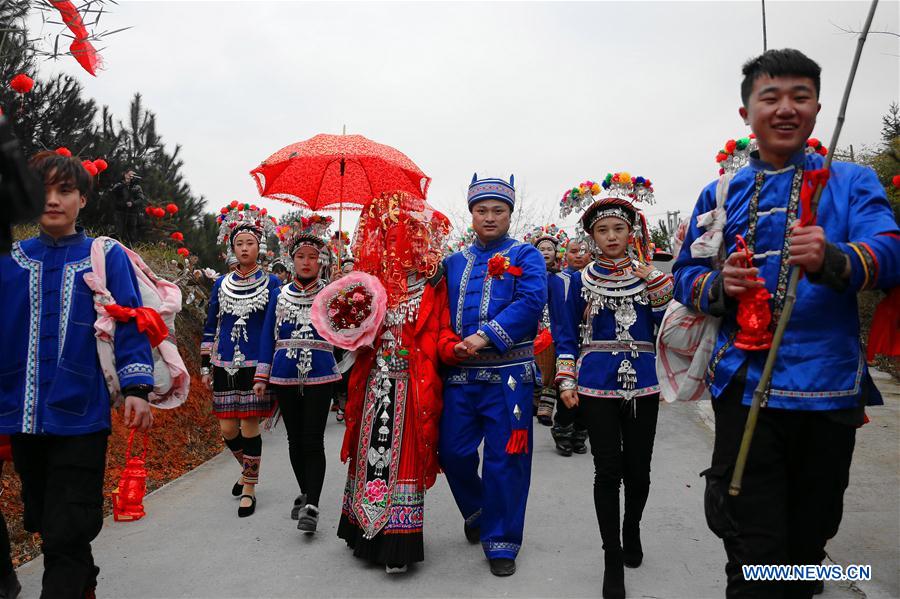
[892, 175, 900, 189]
[176, 247, 190, 257]
[170, 232, 184, 242]
[55, 147, 72, 157]
[82, 160, 99, 176]
[165, 203, 178, 215]
[49, 0, 102, 76]
[145, 207, 153, 216]
[93, 158, 108, 173]
[10, 74, 34, 94]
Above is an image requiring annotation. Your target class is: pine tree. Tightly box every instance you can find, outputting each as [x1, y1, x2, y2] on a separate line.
[881, 102, 900, 148]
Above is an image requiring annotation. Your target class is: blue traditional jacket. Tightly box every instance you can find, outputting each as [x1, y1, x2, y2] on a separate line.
[202, 268, 281, 373]
[0, 230, 154, 435]
[254, 279, 340, 387]
[673, 151, 900, 411]
[443, 235, 547, 385]
[553, 257, 673, 399]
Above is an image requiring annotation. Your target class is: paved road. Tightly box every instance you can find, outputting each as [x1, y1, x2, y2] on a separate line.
[16, 374, 899, 598]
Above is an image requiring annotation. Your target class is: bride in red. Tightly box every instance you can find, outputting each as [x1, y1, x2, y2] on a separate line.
[337, 192, 461, 573]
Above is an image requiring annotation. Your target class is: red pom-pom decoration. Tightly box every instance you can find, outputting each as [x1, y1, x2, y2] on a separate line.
[82, 160, 99, 176]
[716, 152, 727, 163]
[55, 147, 72, 157]
[165, 203, 178, 215]
[725, 139, 737, 153]
[93, 159, 108, 173]
[230, 200, 239, 208]
[145, 207, 153, 216]
[153, 207, 166, 218]
[170, 231, 184, 242]
[892, 175, 900, 189]
[220, 207, 229, 214]
[176, 247, 190, 257]
[10, 74, 34, 94]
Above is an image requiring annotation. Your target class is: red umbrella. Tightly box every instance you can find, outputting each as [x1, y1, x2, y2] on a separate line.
[250, 133, 430, 211]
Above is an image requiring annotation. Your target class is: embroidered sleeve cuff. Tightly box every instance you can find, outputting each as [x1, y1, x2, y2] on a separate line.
[807, 242, 851, 292]
[117, 363, 154, 388]
[483, 321, 513, 354]
[200, 341, 213, 355]
[647, 273, 675, 309]
[839, 242, 878, 292]
[555, 356, 576, 383]
[254, 363, 271, 382]
[705, 272, 738, 318]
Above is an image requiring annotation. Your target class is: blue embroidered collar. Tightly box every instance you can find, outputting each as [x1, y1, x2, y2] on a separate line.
[38, 226, 87, 248]
[749, 149, 806, 172]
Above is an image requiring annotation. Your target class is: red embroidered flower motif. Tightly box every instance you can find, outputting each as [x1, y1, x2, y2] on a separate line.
[363, 478, 388, 506]
[486, 253, 523, 280]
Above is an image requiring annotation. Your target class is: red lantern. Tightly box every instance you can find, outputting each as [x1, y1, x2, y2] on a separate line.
[82, 160, 99, 176]
[55, 147, 72, 157]
[111, 431, 148, 522]
[177, 247, 190, 257]
[93, 158, 108, 173]
[10, 74, 34, 94]
[732, 235, 773, 351]
[170, 231, 184, 242]
[165, 203, 178, 215]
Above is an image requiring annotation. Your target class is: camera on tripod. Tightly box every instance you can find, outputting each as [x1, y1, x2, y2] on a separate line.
[0, 115, 44, 254]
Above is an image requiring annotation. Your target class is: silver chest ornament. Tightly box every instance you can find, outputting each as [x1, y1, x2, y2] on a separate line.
[218, 271, 270, 375]
[580, 263, 648, 400]
[275, 281, 323, 385]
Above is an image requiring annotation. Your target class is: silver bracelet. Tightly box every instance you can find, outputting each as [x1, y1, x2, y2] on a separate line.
[558, 379, 577, 392]
[200, 366, 211, 376]
[476, 329, 490, 344]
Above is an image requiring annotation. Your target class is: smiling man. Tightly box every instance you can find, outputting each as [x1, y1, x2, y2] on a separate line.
[439, 174, 546, 577]
[0, 151, 154, 598]
[673, 49, 900, 597]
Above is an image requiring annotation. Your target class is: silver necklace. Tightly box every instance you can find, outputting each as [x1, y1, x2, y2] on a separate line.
[275, 280, 324, 384]
[219, 271, 270, 372]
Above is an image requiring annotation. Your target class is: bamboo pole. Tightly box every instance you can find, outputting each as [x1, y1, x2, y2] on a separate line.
[728, 0, 880, 497]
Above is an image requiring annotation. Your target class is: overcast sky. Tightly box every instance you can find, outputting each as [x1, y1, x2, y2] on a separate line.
[27, 1, 900, 236]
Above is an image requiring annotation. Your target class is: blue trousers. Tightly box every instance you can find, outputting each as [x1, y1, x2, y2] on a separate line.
[439, 380, 533, 560]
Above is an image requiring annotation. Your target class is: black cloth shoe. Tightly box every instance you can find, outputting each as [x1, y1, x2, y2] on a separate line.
[291, 493, 308, 520]
[231, 478, 243, 497]
[0, 571, 21, 599]
[238, 494, 256, 518]
[489, 558, 516, 577]
[623, 523, 643, 568]
[602, 550, 626, 599]
[464, 521, 480, 544]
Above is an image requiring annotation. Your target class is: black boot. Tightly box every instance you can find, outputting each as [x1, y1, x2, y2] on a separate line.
[623, 521, 643, 568]
[602, 549, 626, 599]
[571, 427, 588, 454]
[551, 423, 574, 457]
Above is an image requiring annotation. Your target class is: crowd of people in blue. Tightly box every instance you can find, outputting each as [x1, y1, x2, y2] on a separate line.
[0, 47, 897, 599]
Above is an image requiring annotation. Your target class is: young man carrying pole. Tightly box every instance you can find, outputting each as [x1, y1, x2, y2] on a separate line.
[673, 49, 899, 598]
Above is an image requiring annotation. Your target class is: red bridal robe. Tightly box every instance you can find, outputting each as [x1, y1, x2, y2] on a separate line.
[337, 277, 460, 566]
